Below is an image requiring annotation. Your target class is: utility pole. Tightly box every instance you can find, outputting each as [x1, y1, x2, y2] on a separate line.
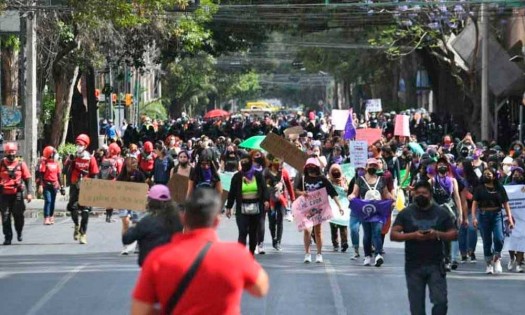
[23, 10, 37, 179]
[521, 92, 525, 143]
[480, 2, 490, 141]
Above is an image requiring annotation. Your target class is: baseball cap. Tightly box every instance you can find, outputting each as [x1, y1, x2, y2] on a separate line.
[148, 185, 171, 201]
[366, 158, 379, 166]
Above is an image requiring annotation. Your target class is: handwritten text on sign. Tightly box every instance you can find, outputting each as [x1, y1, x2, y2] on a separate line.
[292, 188, 333, 231]
[79, 179, 149, 211]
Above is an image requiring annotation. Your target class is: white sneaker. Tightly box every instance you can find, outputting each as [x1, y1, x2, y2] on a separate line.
[494, 259, 503, 274]
[507, 259, 516, 271]
[374, 254, 384, 267]
[363, 256, 372, 266]
[516, 264, 524, 273]
[304, 253, 312, 263]
[316, 254, 323, 263]
[486, 264, 494, 274]
[120, 243, 136, 255]
[258, 244, 266, 255]
[285, 212, 293, 222]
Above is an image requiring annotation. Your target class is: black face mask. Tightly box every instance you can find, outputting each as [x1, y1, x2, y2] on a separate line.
[241, 161, 253, 172]
[332, 172, 341, 179]
[481, 176, 493, 184]
[254, 157, 265, 165]
[367, 168, 377, 175]
[437, 166, 448, 174]
[6, 154, 15, 162]
[414, 195, 430, 208]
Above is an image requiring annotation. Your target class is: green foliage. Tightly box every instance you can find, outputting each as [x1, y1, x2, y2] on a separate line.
[141, 100, 168, 120]
[41, 88, 56, 126]
[57, 143, 77, 159]
[0, 35, 20, 51]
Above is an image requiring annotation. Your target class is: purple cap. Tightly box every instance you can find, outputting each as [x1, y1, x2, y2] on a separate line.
[148, 185, 171, 201]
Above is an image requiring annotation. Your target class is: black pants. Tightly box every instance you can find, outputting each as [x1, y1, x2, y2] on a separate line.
[0, 193, 25, 241]
[268, 204, 284, 243]
[405, 264, 448, 315]
[236, 213, 259, 254]
[257, 210, 266, 246]
[330, 223, 348, 248]
[67, 185, 90, 234]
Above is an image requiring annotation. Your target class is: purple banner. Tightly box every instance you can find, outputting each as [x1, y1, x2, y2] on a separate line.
[350, 199, 393, 223]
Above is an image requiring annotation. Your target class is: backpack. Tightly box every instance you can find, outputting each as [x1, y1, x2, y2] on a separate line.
[99, 158, 118, 180]
[361, 176, 382, 201]
[2, 160, 21, 181]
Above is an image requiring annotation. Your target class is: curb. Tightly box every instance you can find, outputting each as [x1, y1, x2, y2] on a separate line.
[24, 209, 106, 219]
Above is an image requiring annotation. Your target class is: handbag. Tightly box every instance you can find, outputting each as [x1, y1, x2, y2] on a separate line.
[164, 242, 212, 315]
[241, 203, 260, 215]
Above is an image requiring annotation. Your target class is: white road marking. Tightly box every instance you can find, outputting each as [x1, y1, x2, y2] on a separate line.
[324, 260, 347, 315]
[25, 264, 88, 315]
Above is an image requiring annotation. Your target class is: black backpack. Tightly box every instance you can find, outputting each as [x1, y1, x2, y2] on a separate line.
[99, 158, 118, 180]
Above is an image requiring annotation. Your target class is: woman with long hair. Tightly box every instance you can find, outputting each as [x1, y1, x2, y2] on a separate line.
[122, 185, 183, 266]
[459, 158, 480, 263]
[186, 155, 223, 198]
[472, 168, 515, 274]
[225, 156, 269, 255]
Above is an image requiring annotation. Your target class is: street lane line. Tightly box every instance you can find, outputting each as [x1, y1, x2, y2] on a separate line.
[25, 264, 88, 315]
[324, 260, 347, 315]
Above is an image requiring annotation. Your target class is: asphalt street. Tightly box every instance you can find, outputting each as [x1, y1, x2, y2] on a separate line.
[0, 206, 524, 315]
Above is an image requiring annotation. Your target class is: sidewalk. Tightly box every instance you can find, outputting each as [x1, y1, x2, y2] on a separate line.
[25, 197, 106, 218]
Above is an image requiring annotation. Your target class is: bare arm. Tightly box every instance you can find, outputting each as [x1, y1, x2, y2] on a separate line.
[130, 300, 158, 315]
[186, 180, 194, 199]
[390, 225, 421, 242]
[452, 179, 463, 223]
[246, 269, 270, 297]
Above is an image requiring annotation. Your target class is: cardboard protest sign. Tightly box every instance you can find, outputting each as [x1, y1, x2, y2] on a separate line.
[284, 126, 304, 137]
[394, 114, 410, 137]
[331, 109, 350, 131]
[261, 133, 308, 171]
[356, 128, 382, 146]
[292, 188, 333, 231]
[79, 179, 149, 211]
[503, 185, 525, 252]
[329, 186, 349, 226]
[167, 173, 189, 204]
[349, 141, 368, 169]
[365, 99, 382, 112]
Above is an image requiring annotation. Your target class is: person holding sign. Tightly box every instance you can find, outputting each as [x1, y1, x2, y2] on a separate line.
[295, 158, 344, 264]
[348, 158, 393, 267]
[66, 134, 99, 245]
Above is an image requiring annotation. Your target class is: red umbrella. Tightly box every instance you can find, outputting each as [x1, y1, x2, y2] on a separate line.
[204, 109, 230, 119]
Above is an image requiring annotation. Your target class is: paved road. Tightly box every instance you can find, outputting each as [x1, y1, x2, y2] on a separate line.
[0, 211, 524, 315]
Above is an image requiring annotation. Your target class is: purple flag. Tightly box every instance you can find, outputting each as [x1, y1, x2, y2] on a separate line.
[349, 199, 393, 223]
[344, 108, 356, 140]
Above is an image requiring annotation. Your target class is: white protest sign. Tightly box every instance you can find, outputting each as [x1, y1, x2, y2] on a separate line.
[331, 109, 349, 131]
[349, 141, 368, 169]
[365, 99, 382, 112]
[503, 185, 525, 252]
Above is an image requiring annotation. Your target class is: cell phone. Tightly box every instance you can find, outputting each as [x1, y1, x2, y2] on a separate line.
[420, 230, 431, 234]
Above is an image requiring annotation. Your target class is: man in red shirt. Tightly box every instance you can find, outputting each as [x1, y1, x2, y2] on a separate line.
[131, 188, 269, 315]
[66, 134, 99, 244]
[0, 142, 33, 245]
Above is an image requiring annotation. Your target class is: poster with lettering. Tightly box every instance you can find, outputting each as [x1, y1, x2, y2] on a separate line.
[365, 99, 382, 112]
[329, 186, 349, 226]
[349, 141, 368, 169]
[292, 188, 333, 231]
[331, 109, 350, 131]
[394, 114, 410, 137]
[79, 179, 149, 211]
[503, 185, 525, 252]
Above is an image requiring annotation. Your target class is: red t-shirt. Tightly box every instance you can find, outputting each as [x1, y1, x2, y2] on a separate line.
[133, 229, 261, 315]
[39, 159, 61, 187]
[70, 152, 99, 184]
[0, 158, 31, 195]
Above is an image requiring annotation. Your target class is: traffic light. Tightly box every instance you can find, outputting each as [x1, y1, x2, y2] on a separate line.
[125, 94, 133, 106]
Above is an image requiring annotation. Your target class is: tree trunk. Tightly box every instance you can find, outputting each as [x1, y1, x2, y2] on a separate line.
[50, 63, 79, 148]
[1, 41, 19, 141]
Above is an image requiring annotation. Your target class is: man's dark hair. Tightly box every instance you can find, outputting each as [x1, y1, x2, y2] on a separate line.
[413, 180, 432, 194]
[184, 188, 221, 228]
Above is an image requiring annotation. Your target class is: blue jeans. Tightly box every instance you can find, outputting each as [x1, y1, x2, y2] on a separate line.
[459, 213, 478, 255]
[43, 186, 57, 218]
[349, 215, 361, 250]
[478, 210, 504, 262]
[362, 221, 383, 257]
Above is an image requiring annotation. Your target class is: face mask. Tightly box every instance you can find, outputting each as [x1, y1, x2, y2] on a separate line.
[482, 176, 493, 184]
[76, 145, 85, 154]
[332, 172, 341, 179]
[414, 195, 430, 208]
[254, 157, 265, 165]
[169, 140, 176, 146]
[6, 154, 15, 162]
[367, 168, 377, 175]
[514, 146, 521, 152]
[241, 162, 252, 172]
[437, 166, 448, 175]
